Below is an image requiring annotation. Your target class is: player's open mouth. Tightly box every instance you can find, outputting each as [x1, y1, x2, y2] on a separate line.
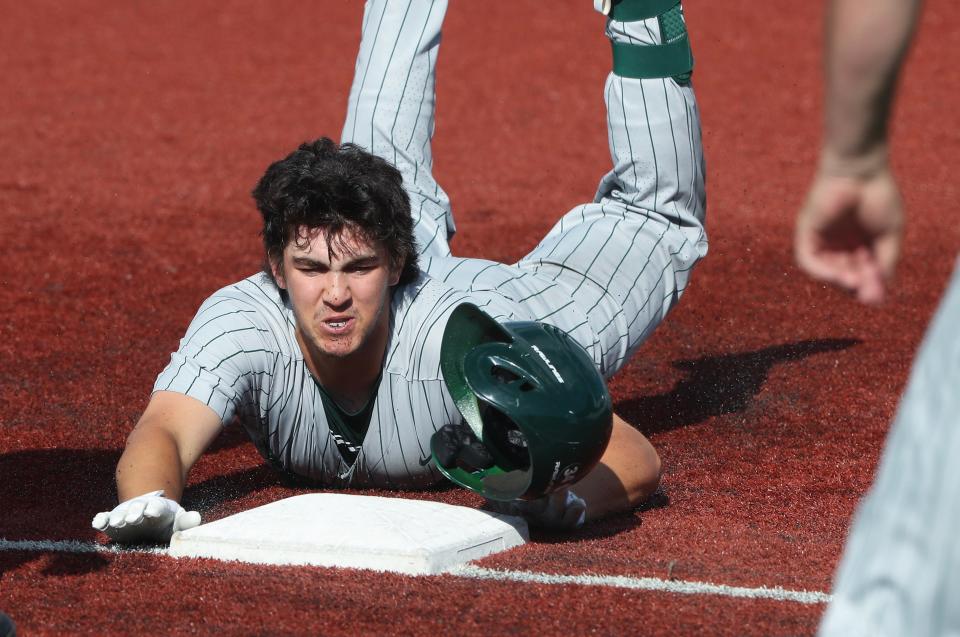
[322, 318, 353, 333]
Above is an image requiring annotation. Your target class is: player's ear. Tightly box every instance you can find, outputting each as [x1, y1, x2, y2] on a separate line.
[269, 253, 287, 289]
[387, 260, 402, 286]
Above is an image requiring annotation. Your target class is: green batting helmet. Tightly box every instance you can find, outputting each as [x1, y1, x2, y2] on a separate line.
[432, 303, 613, 501]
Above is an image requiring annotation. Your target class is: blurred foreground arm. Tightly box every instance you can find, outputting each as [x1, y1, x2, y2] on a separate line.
[92, 391, 222, 542]
[794, 0, 922, 304]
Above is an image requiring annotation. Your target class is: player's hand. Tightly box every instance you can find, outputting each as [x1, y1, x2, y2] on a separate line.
[92, 490, 201, 543]
[486, 489, 587, 532]
[432, 424, 495, 472]
[795, 159, 904, 305]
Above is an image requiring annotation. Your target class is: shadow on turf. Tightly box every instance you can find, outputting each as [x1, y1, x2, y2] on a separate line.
[529, 485, 668, 545]
[0, 446, 291, 575]
[618, 338, 860, 434]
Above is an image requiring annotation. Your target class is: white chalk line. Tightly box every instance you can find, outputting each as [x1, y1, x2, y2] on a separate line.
[0, 538, 167, 556]
[0, 537, 831, 605]
[448, 565, 832, 605]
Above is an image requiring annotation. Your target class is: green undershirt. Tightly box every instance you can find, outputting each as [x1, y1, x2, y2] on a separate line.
[316, 376, 381, 465]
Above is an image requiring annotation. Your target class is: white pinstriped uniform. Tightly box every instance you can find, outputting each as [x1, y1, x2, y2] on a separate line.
[818, 263, 960, 637]
[154, 0, 706, 489]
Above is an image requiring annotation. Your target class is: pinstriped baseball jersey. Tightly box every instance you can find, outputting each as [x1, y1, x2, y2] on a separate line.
[155, 272, 462, 488]
[153, 0, 707, 488]
[153, 266, 592, 488]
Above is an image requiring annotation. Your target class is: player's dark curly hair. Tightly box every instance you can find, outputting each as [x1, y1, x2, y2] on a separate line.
[252, 137, 419, 285]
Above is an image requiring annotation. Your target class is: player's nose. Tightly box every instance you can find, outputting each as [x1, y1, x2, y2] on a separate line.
[322, 272, 350, 306]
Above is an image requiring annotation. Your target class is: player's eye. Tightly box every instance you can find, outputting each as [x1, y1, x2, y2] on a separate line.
[347, 261, 378, 274]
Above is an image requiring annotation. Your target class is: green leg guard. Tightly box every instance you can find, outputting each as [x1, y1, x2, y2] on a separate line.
[607, 0, 693, 85]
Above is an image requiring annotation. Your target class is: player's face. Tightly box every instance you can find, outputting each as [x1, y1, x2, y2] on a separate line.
[272, 226, 400, 369]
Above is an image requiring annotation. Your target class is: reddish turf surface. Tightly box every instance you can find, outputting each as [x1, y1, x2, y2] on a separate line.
[1, 1, 958, 635]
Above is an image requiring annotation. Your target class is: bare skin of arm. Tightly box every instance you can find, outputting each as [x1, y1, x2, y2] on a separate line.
[115, 391, 223, 503]
[577, 412, 661, 522]
[794, 0, 922, 304]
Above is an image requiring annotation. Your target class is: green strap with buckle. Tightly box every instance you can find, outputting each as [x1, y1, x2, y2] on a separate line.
[611, 35, 692, 80]
[609, 1, 693, 82]
[608, 0, 679, 22]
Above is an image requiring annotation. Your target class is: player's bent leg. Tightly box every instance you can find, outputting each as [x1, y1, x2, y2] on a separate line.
[341, 0, 454, 257]
[576, 413, 661, 522]
[519, 200, 703, 378]
[517, 4, 707, 377]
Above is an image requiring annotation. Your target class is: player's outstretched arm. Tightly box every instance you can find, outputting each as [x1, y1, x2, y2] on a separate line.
[92, 391, 222, 542]
[794, 0, 921, 304]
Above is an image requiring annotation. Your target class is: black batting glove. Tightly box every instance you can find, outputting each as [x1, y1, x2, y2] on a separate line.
[432, 424, 495, 472]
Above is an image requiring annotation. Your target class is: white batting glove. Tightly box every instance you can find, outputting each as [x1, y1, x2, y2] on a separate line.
[92, 490, 201, 543]
[486, 489, 587, 531]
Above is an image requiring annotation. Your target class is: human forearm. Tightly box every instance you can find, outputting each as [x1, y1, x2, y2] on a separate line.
[822, 0, 922, 173]
[116, 425, 189, 502]
[114, 391, 223, 503]
[95, 435, 201, 543]
[95, 393, 218, 542]
[794, 0, 919, 304]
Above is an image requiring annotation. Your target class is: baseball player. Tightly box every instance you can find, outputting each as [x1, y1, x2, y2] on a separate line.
[792, 0, 956, 635]
[93, 0, 706, 541]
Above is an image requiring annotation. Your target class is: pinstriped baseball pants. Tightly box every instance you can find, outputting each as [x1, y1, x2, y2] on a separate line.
[342, 0, 707, 379]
